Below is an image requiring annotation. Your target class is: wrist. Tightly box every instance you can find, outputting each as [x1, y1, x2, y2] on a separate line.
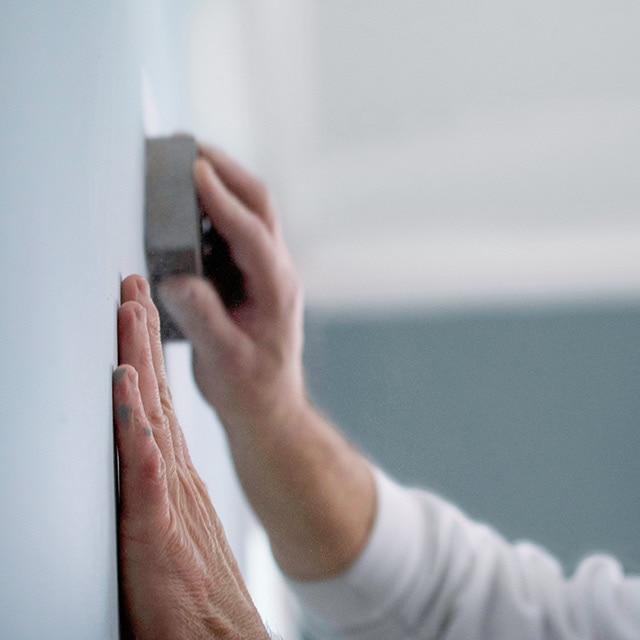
[228, 397, 376, 580]
[220, 384, 311, 452]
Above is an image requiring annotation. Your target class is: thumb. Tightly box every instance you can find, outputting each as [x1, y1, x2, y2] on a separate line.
[159, 275, 239, 351]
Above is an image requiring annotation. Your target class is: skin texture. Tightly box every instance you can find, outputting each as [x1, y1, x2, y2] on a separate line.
[114, 275, 270, 640]
[113, 143, 377, 636]
[158, 144, 377, 580]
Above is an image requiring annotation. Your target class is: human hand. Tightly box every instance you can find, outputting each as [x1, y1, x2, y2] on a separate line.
[113, 274, 269, 640]
[158, 145, 375, 583]
[159, 144, 307, 439]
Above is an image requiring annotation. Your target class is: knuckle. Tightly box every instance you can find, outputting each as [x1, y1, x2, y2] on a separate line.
[160, 393, 175, 416]
[132, 274, 150, 295]
[272, 268, 302, 318]
[140, 343, 154, 370]
[148, 407, 170, 432]
[141, 445, 166, 485]
[146, 303, 162, 336]
[118, 300, 144, 326]
[253, 179, 272, 208]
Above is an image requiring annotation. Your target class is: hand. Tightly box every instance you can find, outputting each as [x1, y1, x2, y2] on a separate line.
[113, 274, 269, 640]
[159, 144, 307, 440]
[158, 145, 376, 582]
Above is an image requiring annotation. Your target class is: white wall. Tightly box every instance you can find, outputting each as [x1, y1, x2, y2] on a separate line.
[244, 0, 640, 313]
[0, 1, 261, 637]
[14, 2, 635, 637]
[0, 2, 143, 637]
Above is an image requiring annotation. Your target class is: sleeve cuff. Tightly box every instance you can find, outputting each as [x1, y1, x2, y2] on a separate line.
[285, 467, 428, 635]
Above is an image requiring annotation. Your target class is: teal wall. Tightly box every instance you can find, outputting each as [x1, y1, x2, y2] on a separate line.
[305, 303, 640, 574]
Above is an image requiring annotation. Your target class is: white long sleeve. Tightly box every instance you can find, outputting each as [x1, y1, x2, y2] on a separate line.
[287, 468, 640, 640]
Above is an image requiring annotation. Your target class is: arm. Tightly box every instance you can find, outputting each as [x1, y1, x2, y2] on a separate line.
[289, 469, 640, 640]
[113, 275, 640, 640]
[157, 146, 640, 639]
[114, 274, 270, 639]
[160, 145, 376, 580]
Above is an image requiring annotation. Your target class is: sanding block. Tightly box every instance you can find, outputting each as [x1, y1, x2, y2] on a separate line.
[144, 135, 245, 341]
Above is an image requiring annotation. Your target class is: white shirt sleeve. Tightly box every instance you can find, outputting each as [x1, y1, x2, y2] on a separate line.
[287, 468, 640, 640]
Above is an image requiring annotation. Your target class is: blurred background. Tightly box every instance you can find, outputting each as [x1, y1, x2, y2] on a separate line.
[184, 1, 640, 634]
[190, 0, 640, 541]
[155, 0, 640, 634]
[1, 1, 639, 638]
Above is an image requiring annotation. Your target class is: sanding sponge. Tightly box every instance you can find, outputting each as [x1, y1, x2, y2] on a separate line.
[144, 135, 245, 341]
[145, 135, 200, 340]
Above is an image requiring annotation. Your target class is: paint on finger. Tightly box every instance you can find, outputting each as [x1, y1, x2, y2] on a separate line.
[117, 404, 133, 425]
[113, 367, 128, 385]
[143, 428, 152, 437]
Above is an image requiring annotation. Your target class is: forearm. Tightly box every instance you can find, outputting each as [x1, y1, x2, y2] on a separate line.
[288, 471, 640, 640]
[223, 399, 377, 581]
[159, 146, 377, 582]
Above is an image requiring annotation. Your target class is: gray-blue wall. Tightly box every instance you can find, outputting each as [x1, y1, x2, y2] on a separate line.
[305, 303, 640, 575]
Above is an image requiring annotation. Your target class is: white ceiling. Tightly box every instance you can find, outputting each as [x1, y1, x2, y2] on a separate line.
[228, 0, 640, 312]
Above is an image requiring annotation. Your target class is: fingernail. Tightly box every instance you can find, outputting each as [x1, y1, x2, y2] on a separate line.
[136, 277, 151, 297]
[133, 304, 147, 323]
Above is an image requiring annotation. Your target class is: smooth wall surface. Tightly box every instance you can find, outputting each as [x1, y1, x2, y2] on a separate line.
[1, 2, 162, 637]
[1, 1, 293, 637]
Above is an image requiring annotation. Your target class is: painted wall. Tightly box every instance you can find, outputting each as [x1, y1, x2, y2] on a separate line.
[305, 303, 640, 575]
[3, 2, 636, 638]
[0, 2, 147, 637]
[0, 2, 236, 637]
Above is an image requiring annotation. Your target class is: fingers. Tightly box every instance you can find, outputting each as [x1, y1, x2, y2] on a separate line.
[113, 365, 169, 529]
[118, 298, 177, 477]
[121, 276, 172, 411]
[194, 158, 272, 272]
[121, 275, 189, 469]
[159, 274, 249, 357]
[197, 143, 278, 233]
[116, 280, 214, 539]
[194, 158, 282, 308]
